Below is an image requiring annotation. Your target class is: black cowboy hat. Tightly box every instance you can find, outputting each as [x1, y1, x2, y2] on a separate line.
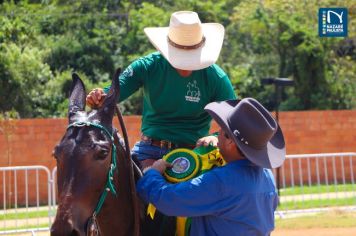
[205, 98, 286, 168]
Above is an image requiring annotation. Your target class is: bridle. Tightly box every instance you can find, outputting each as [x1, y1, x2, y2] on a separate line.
[67, 121, 118, 235]
[66, 105, 140, 236]
[67, 121, 118, 215]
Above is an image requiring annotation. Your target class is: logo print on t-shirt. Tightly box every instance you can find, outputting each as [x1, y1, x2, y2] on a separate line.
[185, 80, 200, 103]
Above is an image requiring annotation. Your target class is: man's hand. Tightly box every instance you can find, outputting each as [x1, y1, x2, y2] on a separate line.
[86, 88, 106, 108]
[150, 159, 172, 174]
[196, 135, 218, 147]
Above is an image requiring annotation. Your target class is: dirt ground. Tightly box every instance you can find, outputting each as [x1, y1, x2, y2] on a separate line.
[272, 227, 356, 236]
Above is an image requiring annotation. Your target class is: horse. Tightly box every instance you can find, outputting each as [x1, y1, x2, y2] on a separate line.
[50, 69, 142, 236]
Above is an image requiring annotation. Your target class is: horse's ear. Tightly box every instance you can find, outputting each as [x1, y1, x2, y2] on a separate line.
[97, 68, 121, 125]
[68, 73, 86, 122]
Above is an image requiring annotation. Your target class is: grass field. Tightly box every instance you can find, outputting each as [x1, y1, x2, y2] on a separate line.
[278, 197, 356, 210]
[280, 184, 355, 196]
[1, 184, 355, 233]
[1, 210, 50, 220]
[273, 211, 356, 236]
[276, 211, 356, 229]
[2, 211, 356, 235]
[0, 223, 49, 231]
[1, 209, 356, 235]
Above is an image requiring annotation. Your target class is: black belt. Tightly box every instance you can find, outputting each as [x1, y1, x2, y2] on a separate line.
[141, 135, 195, 150]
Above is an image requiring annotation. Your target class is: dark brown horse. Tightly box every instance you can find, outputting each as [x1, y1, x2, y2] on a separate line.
[51, 70, 141, 236]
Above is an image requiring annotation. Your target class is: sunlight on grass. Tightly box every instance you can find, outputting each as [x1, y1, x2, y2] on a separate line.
[0, 210, 51, 220]
[280, 184, 355, 196]
[278, 197, 356, 210]
[0, 222, 49, 231]
[276, 211, 356, 229]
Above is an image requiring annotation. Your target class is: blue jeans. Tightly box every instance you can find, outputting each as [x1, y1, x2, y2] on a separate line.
[131, 140, 170, 161]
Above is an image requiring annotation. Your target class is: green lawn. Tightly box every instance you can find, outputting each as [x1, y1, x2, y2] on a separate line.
[280, 184, 355, 196]
[276, 211, 356, 229]
[0, 210, 53, 232]
[278, 197, 356, 210]
[1, 183, 355, 232]
[2, 211, 356, 232]
[0, 223, 49, 231]
[1, 210, 51, 220]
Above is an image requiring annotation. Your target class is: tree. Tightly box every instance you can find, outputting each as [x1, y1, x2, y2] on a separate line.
[223, 0, 355, 110]
[0, 0, 355, 118]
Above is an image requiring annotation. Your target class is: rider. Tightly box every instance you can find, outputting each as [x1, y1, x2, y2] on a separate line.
[86, 11, 236, 168]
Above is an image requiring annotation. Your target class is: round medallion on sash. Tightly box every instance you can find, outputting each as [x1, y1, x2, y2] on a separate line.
[163, 148, 201, 183]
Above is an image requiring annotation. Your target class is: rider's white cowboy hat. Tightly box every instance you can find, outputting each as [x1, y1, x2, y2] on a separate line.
[144, 11, 225, 70]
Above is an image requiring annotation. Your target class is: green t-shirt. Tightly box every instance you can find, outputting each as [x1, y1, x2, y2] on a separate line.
[105, 52, 236, 145]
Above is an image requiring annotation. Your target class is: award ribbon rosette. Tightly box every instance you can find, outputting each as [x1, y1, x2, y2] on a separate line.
[147, 145, 226, 236]
[163, 145, 225, 182]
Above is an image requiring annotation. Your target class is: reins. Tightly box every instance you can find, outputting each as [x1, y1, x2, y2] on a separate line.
[67, 105, 141, 236]
[115, 105, 141, 236]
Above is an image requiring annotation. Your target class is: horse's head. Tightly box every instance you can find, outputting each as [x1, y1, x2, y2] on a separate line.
[51, 70, 122, 236]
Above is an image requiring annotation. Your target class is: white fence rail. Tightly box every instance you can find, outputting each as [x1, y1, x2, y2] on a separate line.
[276, 152, 356, 217]
[0, 166, 55, 235]
[1, 152, 356, 233]
[51, 167, 57, 211]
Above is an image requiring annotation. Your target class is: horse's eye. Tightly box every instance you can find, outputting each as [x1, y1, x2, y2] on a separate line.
[97, 148, 109, 160]
[92, 140, 111, 160]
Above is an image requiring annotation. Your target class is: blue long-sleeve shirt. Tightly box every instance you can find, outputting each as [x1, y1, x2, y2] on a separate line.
[137, 159, 278, 236]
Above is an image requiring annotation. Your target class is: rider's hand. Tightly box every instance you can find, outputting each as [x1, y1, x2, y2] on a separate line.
[150, 159, 172, 174]
[196, 135, 218, 147]
[86, 88, 106, 108]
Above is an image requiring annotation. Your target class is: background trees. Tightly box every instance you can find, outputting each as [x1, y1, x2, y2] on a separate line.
[0, 0, 354, 118]
[222, 0, 355, 110]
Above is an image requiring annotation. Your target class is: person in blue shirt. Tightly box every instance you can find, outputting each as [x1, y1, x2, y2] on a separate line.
[137, 97, 286, 236]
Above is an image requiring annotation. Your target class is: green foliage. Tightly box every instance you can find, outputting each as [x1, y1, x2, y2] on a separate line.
[0, 43, 53, 117]
[326, 52, 356, 109]
[223, 0, 355, 111]
[123, 3, 169, 60]
[38, 70, 98, 117]
[39, 3, 126, 83]
[0, 0, 354, 118]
